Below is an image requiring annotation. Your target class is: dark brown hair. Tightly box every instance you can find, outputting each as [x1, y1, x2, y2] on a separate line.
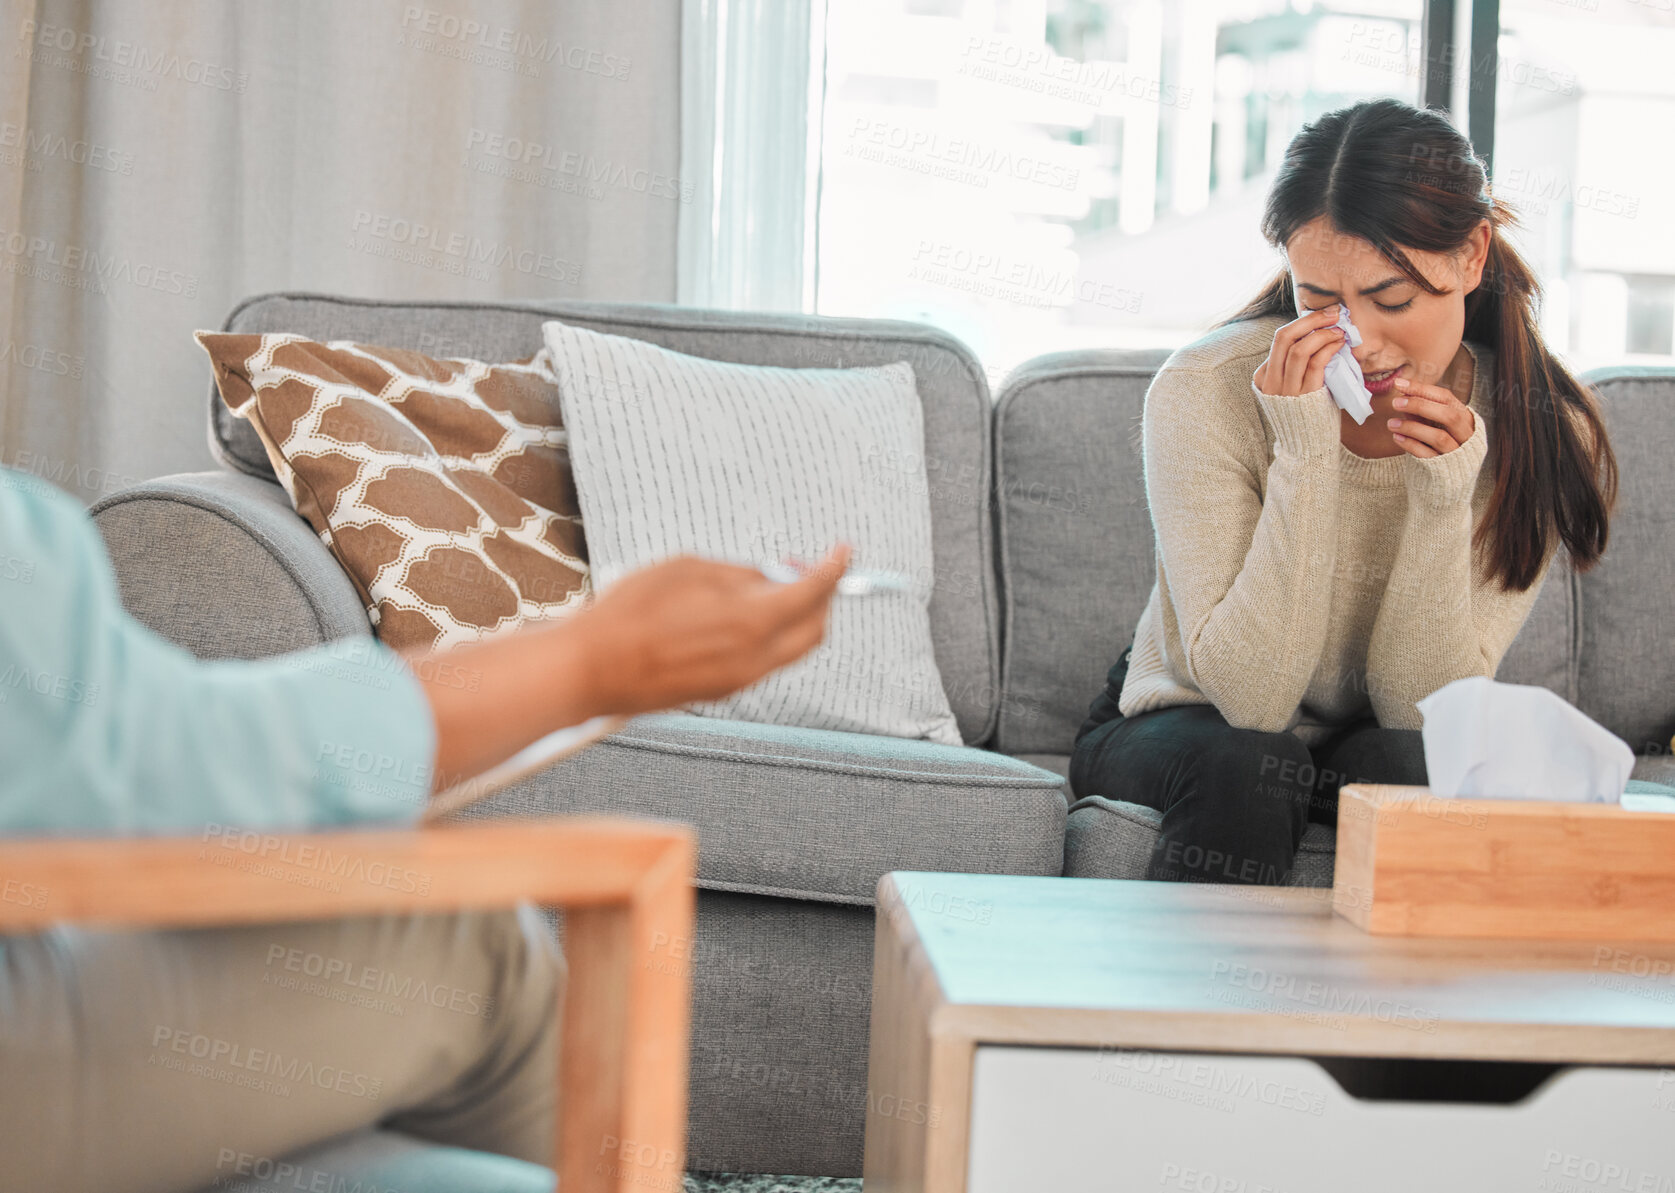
[1222, 98, 1616, 591]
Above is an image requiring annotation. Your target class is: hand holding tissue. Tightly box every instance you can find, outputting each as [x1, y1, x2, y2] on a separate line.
[1323, 305, 1375, 425]
[1414, 675, 1635, 803]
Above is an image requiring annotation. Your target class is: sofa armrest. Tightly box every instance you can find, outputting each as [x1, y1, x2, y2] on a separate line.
[90, 471, 369, 660]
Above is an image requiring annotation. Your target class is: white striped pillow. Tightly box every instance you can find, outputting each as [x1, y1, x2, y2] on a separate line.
[543, 320, 961, 745]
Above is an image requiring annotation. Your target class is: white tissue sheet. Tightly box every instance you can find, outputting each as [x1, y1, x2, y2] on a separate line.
[1414, 675, 1635, 803]
[1324, 305, 1374, 425]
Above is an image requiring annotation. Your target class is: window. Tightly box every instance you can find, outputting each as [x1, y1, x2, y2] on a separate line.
[1491, 0, 1675, 369]
[793, 0, 1675, 383]
[812, 0, 1429, 389]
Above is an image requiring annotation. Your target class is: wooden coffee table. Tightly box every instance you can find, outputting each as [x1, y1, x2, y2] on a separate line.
[863, 873, 1675, 1193]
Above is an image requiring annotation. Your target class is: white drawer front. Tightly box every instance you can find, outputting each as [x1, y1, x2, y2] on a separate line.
[968, 1046, 1674, 1193]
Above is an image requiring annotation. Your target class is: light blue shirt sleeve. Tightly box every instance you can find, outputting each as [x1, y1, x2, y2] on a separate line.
[0, 467, 437, 837]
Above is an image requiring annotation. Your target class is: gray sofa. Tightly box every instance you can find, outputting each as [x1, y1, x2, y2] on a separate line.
[94, 293, 1675, 1177]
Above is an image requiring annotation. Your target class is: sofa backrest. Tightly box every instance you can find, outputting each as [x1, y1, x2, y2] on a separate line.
[211, 293, 1003, 745]
[1574, 368, 1675, 755]
[991, 348, 1606, 758]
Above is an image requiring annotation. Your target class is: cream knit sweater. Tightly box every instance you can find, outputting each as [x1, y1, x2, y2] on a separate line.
[1118, 314, 1557, 746]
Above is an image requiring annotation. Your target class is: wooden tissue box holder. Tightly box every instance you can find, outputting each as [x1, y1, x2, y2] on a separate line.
[1333, 784, 1675, 941]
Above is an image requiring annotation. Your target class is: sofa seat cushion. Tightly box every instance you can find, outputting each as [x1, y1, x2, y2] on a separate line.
[457, 712, 1067, 905]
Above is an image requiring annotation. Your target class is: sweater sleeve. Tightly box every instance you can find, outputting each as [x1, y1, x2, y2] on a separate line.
[1141, 365, 1344, 731]
[1363, 415, 1552, 728]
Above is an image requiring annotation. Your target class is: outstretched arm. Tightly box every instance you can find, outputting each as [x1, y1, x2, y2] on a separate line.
[410, 550, 849, 787]
[0, 467, 845, 835]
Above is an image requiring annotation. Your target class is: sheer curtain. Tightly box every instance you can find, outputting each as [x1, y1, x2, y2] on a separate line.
[0, 0, 681, 500]
[677, 0, 822, 312]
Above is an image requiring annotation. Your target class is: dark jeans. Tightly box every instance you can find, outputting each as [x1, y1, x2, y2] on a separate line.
[1069, 646, 1428, 885]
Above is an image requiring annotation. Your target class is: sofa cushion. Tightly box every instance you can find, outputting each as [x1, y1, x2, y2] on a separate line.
[993, 350, 1162, 756]
[993, 349, 1578, 756]
[197, 332, 587, 651]
[453, 712, 1067, 905]
[543, 319, 959, 745]
[1575, 368, 1675, 756]
[212, 293, 1001, 745]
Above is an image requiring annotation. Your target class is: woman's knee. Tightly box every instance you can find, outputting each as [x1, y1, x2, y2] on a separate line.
[1192, 727, 1314, 817]
[1331, 727, 1429, 788]
[1074, 707, 1309, 818]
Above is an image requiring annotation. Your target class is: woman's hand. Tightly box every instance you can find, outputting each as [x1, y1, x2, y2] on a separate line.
[1253, 303, 1346, 396]
[1387, 377, 1476, 458]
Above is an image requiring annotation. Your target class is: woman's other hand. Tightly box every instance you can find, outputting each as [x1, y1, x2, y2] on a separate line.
[1387, 377, 1476, 457]
[1253, 303, 1346, 397]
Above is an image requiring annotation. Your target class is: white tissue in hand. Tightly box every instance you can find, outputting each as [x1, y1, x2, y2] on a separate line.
[1414, 675, 1635, 802]
[1324, 305, 1374, 425]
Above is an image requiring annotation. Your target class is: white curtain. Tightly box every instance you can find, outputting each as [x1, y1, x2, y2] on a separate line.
[0, 0, 681, 501]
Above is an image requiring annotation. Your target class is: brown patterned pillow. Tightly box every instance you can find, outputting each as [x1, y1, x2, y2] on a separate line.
[195, 331, 588, 651]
